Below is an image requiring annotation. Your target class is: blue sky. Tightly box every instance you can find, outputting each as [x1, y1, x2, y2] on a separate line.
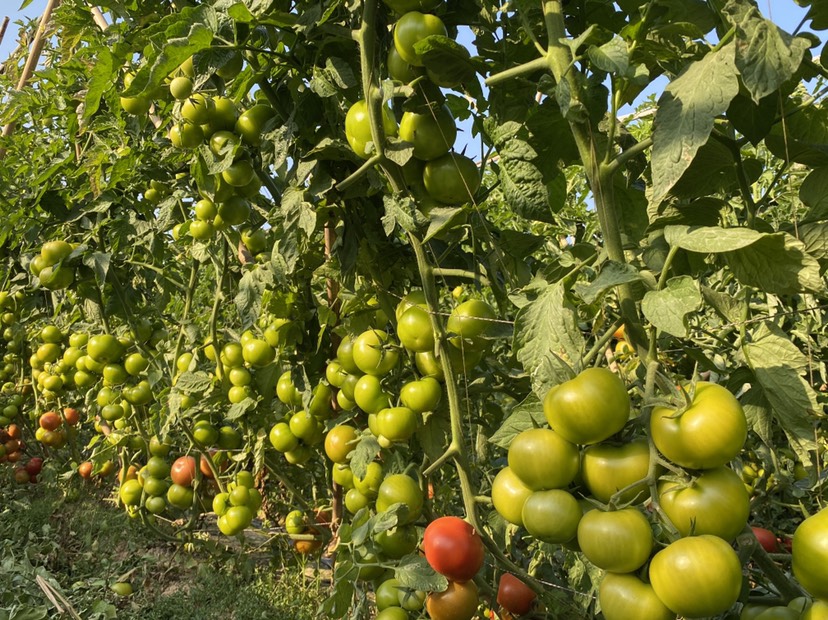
[0, 0, 816, 62]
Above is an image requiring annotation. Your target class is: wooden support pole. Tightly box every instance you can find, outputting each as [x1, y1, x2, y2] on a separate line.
[0, 0, 62, 160]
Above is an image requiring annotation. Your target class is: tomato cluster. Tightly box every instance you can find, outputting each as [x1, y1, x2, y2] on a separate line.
[424, 517, 484, 620]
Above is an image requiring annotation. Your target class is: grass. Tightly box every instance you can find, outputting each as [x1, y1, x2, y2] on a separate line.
[0, 477, 325, 619]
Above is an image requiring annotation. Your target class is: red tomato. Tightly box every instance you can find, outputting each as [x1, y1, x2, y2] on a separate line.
[423, 516, 485, 582]
[752, 526, 779, 553]
[497, 573, 536, 616]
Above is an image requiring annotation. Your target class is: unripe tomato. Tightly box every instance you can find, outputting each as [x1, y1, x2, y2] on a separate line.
[400, 377, 441, 413]
[521, 489, 582, 544]
[423, 516, 484, 582]
[387, 45, 423, 83]
[324, 425, 358, 463]
[376, 578, 403, 611]
[491, 467, 533, 527]
[649, 534, 742, 618]
[423, 152, 480, 205]
[87, 334, 124, 363]
[581, 438, 651, 504]
[169, 121, 204, 148]
[376, 406, 418, 443]
[650, 382, 747, 469]
[393, 12, 447, 67]
[426, 580, 478, 620]
[242, 338, 275, 367]
[352, 329, 399, 376]
[353, 461, 384, 498]
[345, 100, 397, 159]
[376, 473, 423, 524]
[508, 428, 579, 491]
[235, 104, 275, 145]
[793, 507, 828, 599]
[801, 600, 828, 620]
[598, 573, 675, 620]
[658, 466, 750, 541]
[543, 367, 630, 445]
[375, 524, 418, 559]
[497, 573, 537, 617]
[399, 104, 457, 161]
[354, 375, 392, 413]
[576, 508, 653, 573]
[396, 305, 434, 352]
[754, 607, 801, 620]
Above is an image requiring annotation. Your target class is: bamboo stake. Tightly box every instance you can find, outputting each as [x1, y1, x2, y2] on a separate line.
[88, 5, 108, 31]
[0, 17, 10, 50]
[0, 0, 62, 160]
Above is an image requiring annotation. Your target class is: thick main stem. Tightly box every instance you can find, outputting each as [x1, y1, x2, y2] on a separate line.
[541, 0, 649, 354]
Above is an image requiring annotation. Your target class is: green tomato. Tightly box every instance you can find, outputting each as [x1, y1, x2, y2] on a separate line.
[491, 466, 533, 527]
[276, 371, 303, 407]
[422, 152, 481, 205]
[543, 367, 630, 445]
[345, 99, 397, 159]
[169, 121, 204, 148]
[336, 336, 361, 374]
[235, 104, 275, 145]
[87, 334, 124, 363]
[376, 578, 402, 611]
[181, 93, 213, 125]
[399, 104, 456, 161]
[242, 338, 275, 367]
[599, 573, 675, 620]
[353, 375, 392, 414]
[793, 507, 828, 599]
[387, 45, 424, 83]
[522, 489, 582, 544]
[581, 438, 651, 504]
[352, 329, 399, 376]
[658, 466, 750, 542]
[353, 461, 384, 498]
[393, 11, 447, 67]
[399, 377, 441, 413]
[649, 535, 742, 618]
[650, 382, 747, 469]
[507, 428, 579, 491]
[376, 407, 418, 443]
[576, 508, 653, 573]
[396, 305, 434, 352]
[345, 488, 370, 513]
[375, 524, 418, 559]
[376, 474, 423, 524]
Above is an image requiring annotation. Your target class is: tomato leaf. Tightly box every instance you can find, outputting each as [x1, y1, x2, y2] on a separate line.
[513, 280, 581, 399]
[349, 435, 381, 479]
[173, 371, 213, 394]
[489, 393, 546, 450]
[650, 43, 739, 205]
[723, 1, 810, 103]
[641, 276, 702, 338]
[574, 261, 643, 305]
[740, 322, 821, 462]
[799, 166, 828, 223]
[395, 555, 447, 593]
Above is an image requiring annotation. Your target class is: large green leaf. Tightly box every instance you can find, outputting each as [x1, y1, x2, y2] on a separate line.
[641, 275, 703, 337]
[651, 44, 740, 205]
[723, 0, 810, 102]
[513, 280, 581, 399]
[740, 322, 821, 463]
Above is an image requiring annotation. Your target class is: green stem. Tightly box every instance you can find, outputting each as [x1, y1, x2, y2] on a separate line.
[582, 317, 625, 369]
[173, 260, 199, 376]
[738, 527, 804, 601]
[336, 154, 381, 191]
[541, 0, 649, 355]
[485, 56, 549, 87]
[209, 245, 228, 383]
[606, 137, 653, 176]
[430, 267, 490, 286]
